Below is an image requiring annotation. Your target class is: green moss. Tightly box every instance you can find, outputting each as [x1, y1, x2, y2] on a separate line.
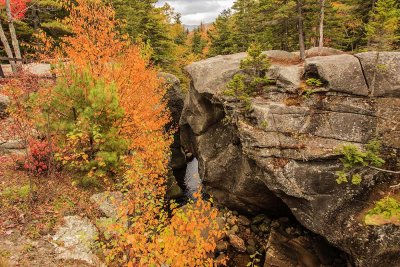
[1, 184, 36, 202]
[365, 196, 400, 226]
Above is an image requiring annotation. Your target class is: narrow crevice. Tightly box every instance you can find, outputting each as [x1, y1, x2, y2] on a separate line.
[355, 54, 371, 91]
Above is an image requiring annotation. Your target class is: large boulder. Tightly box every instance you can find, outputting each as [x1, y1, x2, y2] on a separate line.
[356, 52, 400, 97]
[264, 228, 342, 267]
[180, 51, 400, 266]
[90, 191, 123, 218]
[305, 47, 346, 58]
[52, 216, 103, 266]
[304, 54, 370, 96]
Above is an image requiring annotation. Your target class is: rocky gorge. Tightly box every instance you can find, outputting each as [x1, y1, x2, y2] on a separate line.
[178, 49, 400, 267]
[1, 49, 399, 267]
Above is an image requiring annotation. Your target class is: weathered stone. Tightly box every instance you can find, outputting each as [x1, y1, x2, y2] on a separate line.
[252, 214, 267, 225]
[216, 240, 229, 252]
[263, 50, 301, 63]
[24, 63, 52, 76]
[304, 54, 369, 96]
[0, 139, 25, 150]
[356, 52, 400, 97]
[0, 93, 9, 118]
[90, 191, 123, 218]
[160, 72, 185, 124]
[237, 215, 251, 226]
[228, 234, 246, 253]
[166, 171, 184, 199]
[180, 51, 400, 266]
[264, 228, 339, 267]
[52, 216, 103, 266]
[305, 47, 346, 58]
[268, 64, 303, 91]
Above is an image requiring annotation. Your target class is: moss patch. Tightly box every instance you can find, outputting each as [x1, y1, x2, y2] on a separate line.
[365, 196, 400, 226]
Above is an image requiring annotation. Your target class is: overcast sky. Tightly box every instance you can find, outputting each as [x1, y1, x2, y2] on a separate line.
[156, 0, 234, 25]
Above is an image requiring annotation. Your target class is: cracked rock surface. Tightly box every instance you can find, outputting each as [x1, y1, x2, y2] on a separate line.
[180, 51, 400, 266]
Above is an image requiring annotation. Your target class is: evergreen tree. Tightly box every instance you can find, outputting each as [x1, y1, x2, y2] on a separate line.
[111, 0, 174, 66]
[191, 27, 206, 54]
[208, 9, 234, 56]
[365, 0, 400, 50]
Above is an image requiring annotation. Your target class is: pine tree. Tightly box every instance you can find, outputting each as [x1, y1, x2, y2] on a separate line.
[365, 0, 400, 50]
[208, 9, 234, 56]
[111, 0, 174, 66]
[191, 27, 206, 54]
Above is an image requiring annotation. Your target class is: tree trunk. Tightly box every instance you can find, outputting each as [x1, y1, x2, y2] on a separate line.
[319, 0, 325, 50]
[297, 0, 306, 60]
[5, 0, 22, 69]
[0, 22, 16, 72]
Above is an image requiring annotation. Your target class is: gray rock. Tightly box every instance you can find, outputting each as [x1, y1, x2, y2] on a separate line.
[0, 139, 25, 150]
[0, 93, 9, 118]
[90, 191, 123, 218]
[264, 228, 323, 267]
[268, 64, 303, 91]
[228, 234, 246, 253]
[237, 215, 251, 226]
[180, 51, 400, 266]
[356, 52, 400, 97]
[305, 47, 346, 58]
[159, 72, 185, 124]
[52, 216, 103, 266]
[263, 50, 301, 63]
[24, 63, 52, 76]
[304, 54, 369, 96]
[252, 214, 267, 225]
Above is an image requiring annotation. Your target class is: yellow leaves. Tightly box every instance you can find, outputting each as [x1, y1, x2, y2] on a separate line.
[35, 1, 225, 266]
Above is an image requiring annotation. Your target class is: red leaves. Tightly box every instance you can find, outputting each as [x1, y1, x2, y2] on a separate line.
[24, 138, 53, 176]
[0, 0, 31, 20]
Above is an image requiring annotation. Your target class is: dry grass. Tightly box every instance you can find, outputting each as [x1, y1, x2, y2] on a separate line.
[0, 155, 101, 238]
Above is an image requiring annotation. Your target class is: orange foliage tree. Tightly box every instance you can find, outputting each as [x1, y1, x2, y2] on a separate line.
[35, 0, 226, 265]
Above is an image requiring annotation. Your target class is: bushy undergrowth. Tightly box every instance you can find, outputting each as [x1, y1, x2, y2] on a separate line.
[24, 138, 53, 176]
[1, 0, 226, 266]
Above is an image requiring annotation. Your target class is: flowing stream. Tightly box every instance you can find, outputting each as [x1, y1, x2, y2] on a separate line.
[183, 158, 201, 199]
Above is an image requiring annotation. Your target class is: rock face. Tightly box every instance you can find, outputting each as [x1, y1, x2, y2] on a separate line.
[0, 93, 9, 118]
[180, 51, 400, 266]
[52, 216, 103, 266]
[264, 227, 346, 267]
[90, 191, 123, 218]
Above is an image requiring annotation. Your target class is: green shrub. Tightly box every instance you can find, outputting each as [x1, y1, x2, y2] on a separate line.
[46, 68, 128, 186]
[225, 43, 272, 111]
[305, 78, 323, 87]
[336, 140, 385, 185]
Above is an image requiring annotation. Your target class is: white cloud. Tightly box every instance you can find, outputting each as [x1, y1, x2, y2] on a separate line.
[156, 0, 234, 25]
